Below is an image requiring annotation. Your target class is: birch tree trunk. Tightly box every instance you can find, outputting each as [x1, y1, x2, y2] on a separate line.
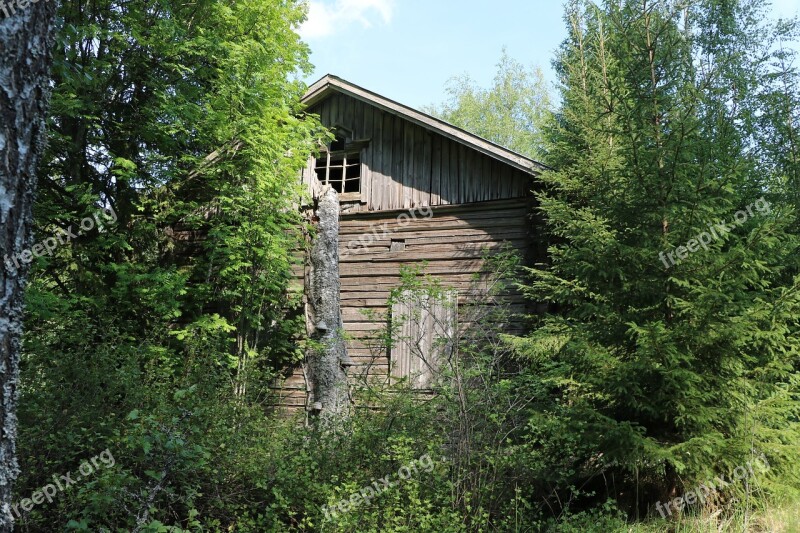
[0, 2, 57, 529]
[306, 187, 351, 427]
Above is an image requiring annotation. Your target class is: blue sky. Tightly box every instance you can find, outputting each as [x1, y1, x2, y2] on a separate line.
[299, 0, 800, 111]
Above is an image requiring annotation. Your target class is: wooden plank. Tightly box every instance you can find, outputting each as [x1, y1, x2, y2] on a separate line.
[343, 293, 527, 307]
[341, 233, 528, 255]
[362, 103, 373, 203]
[390, 290, 456, 388]
[346, 283, 499, 294]
[343, 308, 384, 321]
[339, 217, 527, 236]
[342, 205, 528, 227]
[341, 94, 351, 130]
[489, 159, 501, 200]
[392, 115, 404, 210]
[340, 233, 525, 257]
[411, 125, 422, 207]
[329, 94, 339, 131]
[353, 97, 363, 138]
[339, 217, 527, 239]
[345, 338, 390, 349]
[340, 236, 527, 257]
[367, 108, 384, 210]
[362, 100, 374, 138]
[340, 248, 525, 264]
[449, 140, 460, 206]
[403, 123, 415, 209]
[413, 126, 425, 207]
[341, 274, 486, 287]
[340, 236, 528, 254]
[343, 278, 482, 289]
[430, 134, 442, 206]
[468, 147, 478, 204]
[513, 169, 532, 197]
[346, 322, 388, 332]
[340, 239, 528, 259]
[439, 139, 448, 205]
[339, 206, 529, 228]
[380, 113, 394, 209]
[501, 162, 512, 199]
[340, 239, 528, 260]
[421, 130, 432, 206]
[342, 299, 391, 307]
[340, 259, 486, 277]
[341, 197, 528, 220]
[339, 210, 530, 232]
[482, 154, 492, 202]
[341, 292, 392, 301]
[460, 146, 469, 204]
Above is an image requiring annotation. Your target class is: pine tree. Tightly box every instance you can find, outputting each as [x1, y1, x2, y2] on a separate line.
[514, 0, 800, 511]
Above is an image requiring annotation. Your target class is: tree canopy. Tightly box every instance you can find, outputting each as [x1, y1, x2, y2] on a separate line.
[425, 50, 553, 161]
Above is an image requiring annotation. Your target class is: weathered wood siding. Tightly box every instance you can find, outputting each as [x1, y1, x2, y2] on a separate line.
[300, 92, 533, 212]
[390, 289, 458, 389]
[276, 198, 532, 412]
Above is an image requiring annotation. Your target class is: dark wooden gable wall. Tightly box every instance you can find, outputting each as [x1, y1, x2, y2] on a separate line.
[301, 92, 533, 212]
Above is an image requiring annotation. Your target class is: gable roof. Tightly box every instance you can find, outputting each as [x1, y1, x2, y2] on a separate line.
[302, 74, 548, 176]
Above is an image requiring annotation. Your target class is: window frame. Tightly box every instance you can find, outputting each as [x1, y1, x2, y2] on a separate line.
[314, 133, 369, 203]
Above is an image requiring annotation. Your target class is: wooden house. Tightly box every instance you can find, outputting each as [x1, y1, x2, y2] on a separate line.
[274, 75, 546, 413]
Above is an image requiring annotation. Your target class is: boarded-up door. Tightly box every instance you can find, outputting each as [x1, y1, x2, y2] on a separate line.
[390, 289, 457, 389]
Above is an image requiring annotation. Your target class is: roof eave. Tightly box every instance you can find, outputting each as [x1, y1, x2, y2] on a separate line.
[302, 75, 548, 176]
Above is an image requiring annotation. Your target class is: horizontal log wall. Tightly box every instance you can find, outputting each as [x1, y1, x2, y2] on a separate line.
[300, 93, 534, 212]
[274, 197, 533, 413]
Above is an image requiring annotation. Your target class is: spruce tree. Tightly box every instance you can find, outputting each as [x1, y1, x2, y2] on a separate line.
[515, 0, 800, 512]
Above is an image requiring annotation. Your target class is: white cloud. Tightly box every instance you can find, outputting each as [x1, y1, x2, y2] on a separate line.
[299, 0, 394, 40]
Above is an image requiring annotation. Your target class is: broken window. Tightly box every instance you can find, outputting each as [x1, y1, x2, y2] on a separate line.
[390, 289, 457, 389]
[314, 132, 362, 198]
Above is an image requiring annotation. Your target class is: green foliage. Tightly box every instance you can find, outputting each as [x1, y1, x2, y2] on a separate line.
[425, 50, 553, 161]
[16, 0, 323, 529]
[508, 0, 800, 519]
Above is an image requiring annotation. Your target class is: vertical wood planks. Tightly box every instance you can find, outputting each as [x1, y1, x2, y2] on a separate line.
[482, 154, 492, 202]
[446, 138, 458, 205]
[501, 160, 512, 198]
[378, 112, 393, 211]
[458, 144, 468, 205]
[342, 94, 350, 130]
[361, 102, 373, 204]
[329, 94, 339, 130]
[392, 115, 404, 210]
[421, 130, 432, 206]
[369, 106, 381, 210]
[403, 122, 414, 209]
[307, 93, 539, 211]
[430, 134, 442, 205]
[390, 290, 456, 389]
[411, 125, 425, 207]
